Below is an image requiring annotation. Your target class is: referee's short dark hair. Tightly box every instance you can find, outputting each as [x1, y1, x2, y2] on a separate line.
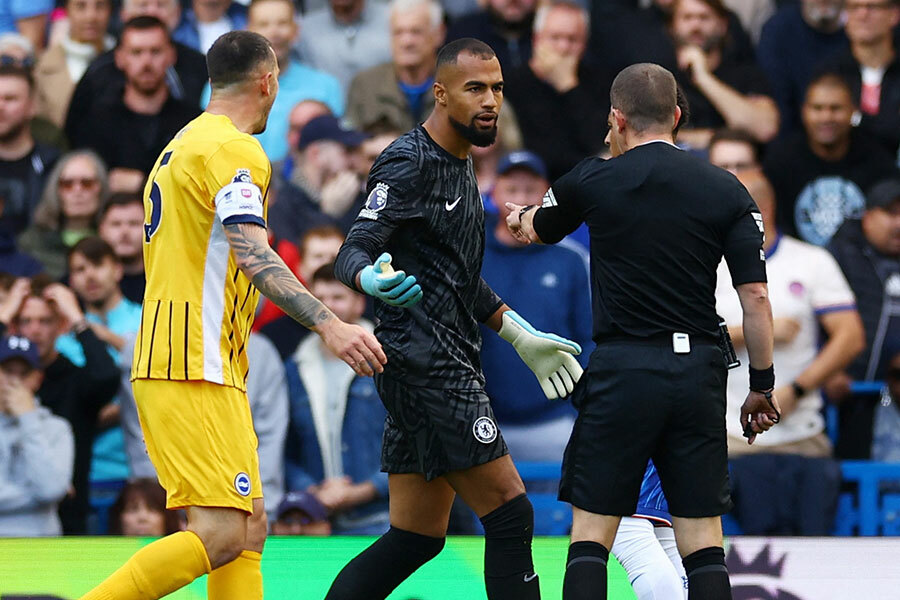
[610, 63, 678, 133]
[436, 38, 495, 70]
[207, 31, 275, 91]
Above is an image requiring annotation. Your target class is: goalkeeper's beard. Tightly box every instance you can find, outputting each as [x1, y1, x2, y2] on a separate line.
[449, 115, 499, 148]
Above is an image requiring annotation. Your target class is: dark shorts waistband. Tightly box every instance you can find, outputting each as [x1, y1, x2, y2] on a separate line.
[595, 333, 718, 347]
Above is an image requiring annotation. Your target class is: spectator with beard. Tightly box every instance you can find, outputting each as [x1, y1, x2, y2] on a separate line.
[294, 0, 392, 93]
[0, 65, 60, 238]
[98, 192, 145, 304]
[668, 0, 779, 149]
[757, 0, 848, 136]
[72, 17, 200, 191]
[0, 275, 118, 534]
[763, 72, 898, 246]
[446, 0, 538, 71]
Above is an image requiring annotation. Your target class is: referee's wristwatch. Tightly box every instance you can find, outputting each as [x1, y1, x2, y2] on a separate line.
[518, 205, 537, 223]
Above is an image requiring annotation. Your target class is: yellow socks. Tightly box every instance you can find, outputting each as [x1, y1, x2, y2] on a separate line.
[79, 530, 211, 600]
[207, 550, 263, 600]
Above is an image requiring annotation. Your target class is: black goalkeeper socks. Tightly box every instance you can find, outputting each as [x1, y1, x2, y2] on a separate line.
[480, 493, 541, 600]
[563, 540, 609, 600]
[683, 546, 732, 600]
[324, 526, 445, 600]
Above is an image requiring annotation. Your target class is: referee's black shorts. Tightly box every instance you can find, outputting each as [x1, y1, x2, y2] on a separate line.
[377, 374, 509, 481]
[559, 338, 733, 518]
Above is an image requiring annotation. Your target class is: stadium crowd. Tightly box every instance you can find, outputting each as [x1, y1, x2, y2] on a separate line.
[0, 0, 898, 539]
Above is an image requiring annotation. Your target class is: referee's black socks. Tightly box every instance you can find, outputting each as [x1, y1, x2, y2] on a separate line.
[562, 540, 609, 600]
[683, 546, 733, 600]
[323, 526, 445, 600]
[479, 493, 541, 600]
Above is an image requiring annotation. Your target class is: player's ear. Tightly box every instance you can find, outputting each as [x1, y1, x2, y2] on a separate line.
[434, 81, 447, 107]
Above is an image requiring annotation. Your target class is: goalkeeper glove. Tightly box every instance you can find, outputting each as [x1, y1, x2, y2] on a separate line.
[498, 310, 583, 400]
[359, 252, 423, 308]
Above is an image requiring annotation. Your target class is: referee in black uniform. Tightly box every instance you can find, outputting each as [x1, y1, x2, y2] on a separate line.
[507, 63, 780, 600]
[328, 38, 584, 600]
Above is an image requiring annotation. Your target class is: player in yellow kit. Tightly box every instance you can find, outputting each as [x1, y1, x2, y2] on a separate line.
[80, 31, 386, 600]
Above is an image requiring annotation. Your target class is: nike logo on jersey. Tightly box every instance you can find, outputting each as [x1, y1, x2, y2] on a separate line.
[445, 196, 462, 211]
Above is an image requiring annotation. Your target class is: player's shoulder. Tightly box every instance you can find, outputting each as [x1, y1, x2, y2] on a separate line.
[185, 113, 267, 164]
[368, 128, 425, 185]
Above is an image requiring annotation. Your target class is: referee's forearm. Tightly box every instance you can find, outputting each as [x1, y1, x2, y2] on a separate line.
[738, 285, 774, 370]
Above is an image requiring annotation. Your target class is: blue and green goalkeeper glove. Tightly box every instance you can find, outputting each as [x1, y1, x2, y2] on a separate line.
[359, 252, 423, 308]
[499, 310, 583, 400]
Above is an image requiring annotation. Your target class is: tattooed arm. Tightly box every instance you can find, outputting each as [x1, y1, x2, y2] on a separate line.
[224, 222, 387, 375]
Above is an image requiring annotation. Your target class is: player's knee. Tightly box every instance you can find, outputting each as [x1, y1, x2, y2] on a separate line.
[480, 494, 535, 576]
[246, 508, 268, 552]
[191, 517, 248, 568]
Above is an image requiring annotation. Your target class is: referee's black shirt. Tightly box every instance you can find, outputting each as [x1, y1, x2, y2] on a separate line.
[533, 141, 767, 343]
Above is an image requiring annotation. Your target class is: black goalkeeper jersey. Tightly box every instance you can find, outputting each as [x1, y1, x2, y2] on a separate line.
[335, 126, 503, 388]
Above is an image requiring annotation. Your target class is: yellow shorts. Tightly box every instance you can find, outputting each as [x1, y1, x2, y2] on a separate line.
[132, 378, 262, 513]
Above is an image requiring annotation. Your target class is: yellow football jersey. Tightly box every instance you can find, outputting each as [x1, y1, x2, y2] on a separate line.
[132, 112, 272, 391]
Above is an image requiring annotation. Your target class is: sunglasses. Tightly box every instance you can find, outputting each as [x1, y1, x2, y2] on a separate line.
[0, 54, 34, 68]
[59, 177, 100, 191]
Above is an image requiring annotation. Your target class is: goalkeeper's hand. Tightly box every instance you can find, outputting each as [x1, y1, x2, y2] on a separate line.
[359, 252, 423, 308]
[498, 310, 583, 400]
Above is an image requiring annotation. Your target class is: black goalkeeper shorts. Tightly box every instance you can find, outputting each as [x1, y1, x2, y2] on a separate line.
[377, 374, 509, 481]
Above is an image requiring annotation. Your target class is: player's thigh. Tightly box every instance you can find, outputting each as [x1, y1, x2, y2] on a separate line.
[613, 517, 686, 600]
[444, 454, 526, 518]
[388, 473, 456, 538]
[133, 379, 261, 513]
[671, 516, 723, 558]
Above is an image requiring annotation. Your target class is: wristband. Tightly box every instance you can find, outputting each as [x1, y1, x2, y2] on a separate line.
[749, 364, 774, 392]
[791, 381, 807, 398]
[518, 205, 537, 222]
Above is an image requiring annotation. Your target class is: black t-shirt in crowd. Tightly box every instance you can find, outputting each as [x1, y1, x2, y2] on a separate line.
[334, 126, 503, 387]
[763, 130, 900, 246]
[120, 272, 145, 305]
[533, 141, 766, 342]
[675, 60, 772, 131]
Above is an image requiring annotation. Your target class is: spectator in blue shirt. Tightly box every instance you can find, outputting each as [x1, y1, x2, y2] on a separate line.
[0, 0, 52, 51]
[200, 0, 344, 162]
[480, 151, 592, 463]
[171, 0, 247, 54]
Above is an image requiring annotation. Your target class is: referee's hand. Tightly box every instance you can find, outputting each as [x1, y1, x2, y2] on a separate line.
[739, 390, 781, 445]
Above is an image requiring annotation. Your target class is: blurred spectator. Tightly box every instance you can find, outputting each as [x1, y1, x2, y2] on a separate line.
[98, 192, 145, 304]
[828, 178, 900, 458]
[353, 123, 402, 179]
[817, 0, 900, 154]
[0, 194, 42, 277]
[445, 0, 537, 71]
[0, 334, 74, 536]
[65, 0, 209, 147]
[722, 0, 774, 43]
[0, 64, 61, 237]
[271, 490, 332, 535]
[241, 0, 342, 163]
[763, 72, 898, 246]
[707, 127, 760, 175]
[504, 1, 612, 181]
[345, 0, 445, 133]
[269, 99, 332, 200]
[74, 17, 200, 188]
[871, 343, 900, 462]
[0, 0, 52, 50]
[34, 0, 114, 128]
[0, 276, 119, 533]
[668, 0, 779, 149]
[56, 238, 141, 496]
[471, 113, 524, 197]
[268, 115, 366, 245]
[259, 226, 345, 358]
[757, 0, 848, 136]
[16, 150, 108, 280]
[480, 151, 592, 463]
[107, 478, 181, 535]
[172, 0, 247, 54]
[284, 264, 389, 535]
[294, 0, 392, 93]
[439, 0, 479, 21]
[716, 170, 864, 535]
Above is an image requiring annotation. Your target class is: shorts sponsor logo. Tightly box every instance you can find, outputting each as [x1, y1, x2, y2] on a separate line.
[234, 472, 252, 496]
[473, 416, 498, 444]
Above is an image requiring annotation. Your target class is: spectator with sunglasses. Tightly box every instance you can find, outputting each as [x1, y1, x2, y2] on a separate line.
[17, 150, 109, 280]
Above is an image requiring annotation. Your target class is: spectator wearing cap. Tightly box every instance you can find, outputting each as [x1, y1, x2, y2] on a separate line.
[828, 178, 900, 459]
[294, 0, 392, 94]
[0, 275, 118, 534]
[0, 334, 74, 536]
[716, 170, 864, 535]
[479, 151, 592, 464]
[345, 0, 445, 134]
[271, 491, 331, 535]
[268, 114, 367, 246]
[503, 1, 613, 181]
[284, 263, 389, 535]
[199, 0, 344, 163]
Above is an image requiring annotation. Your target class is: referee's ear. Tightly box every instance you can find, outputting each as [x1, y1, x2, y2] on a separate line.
[673, 105, 683, 133]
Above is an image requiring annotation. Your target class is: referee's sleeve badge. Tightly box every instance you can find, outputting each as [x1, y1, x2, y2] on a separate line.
[542, 188, 558, 208]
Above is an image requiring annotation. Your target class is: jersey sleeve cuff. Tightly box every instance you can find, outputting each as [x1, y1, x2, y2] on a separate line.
[222, 215, 267, 228]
